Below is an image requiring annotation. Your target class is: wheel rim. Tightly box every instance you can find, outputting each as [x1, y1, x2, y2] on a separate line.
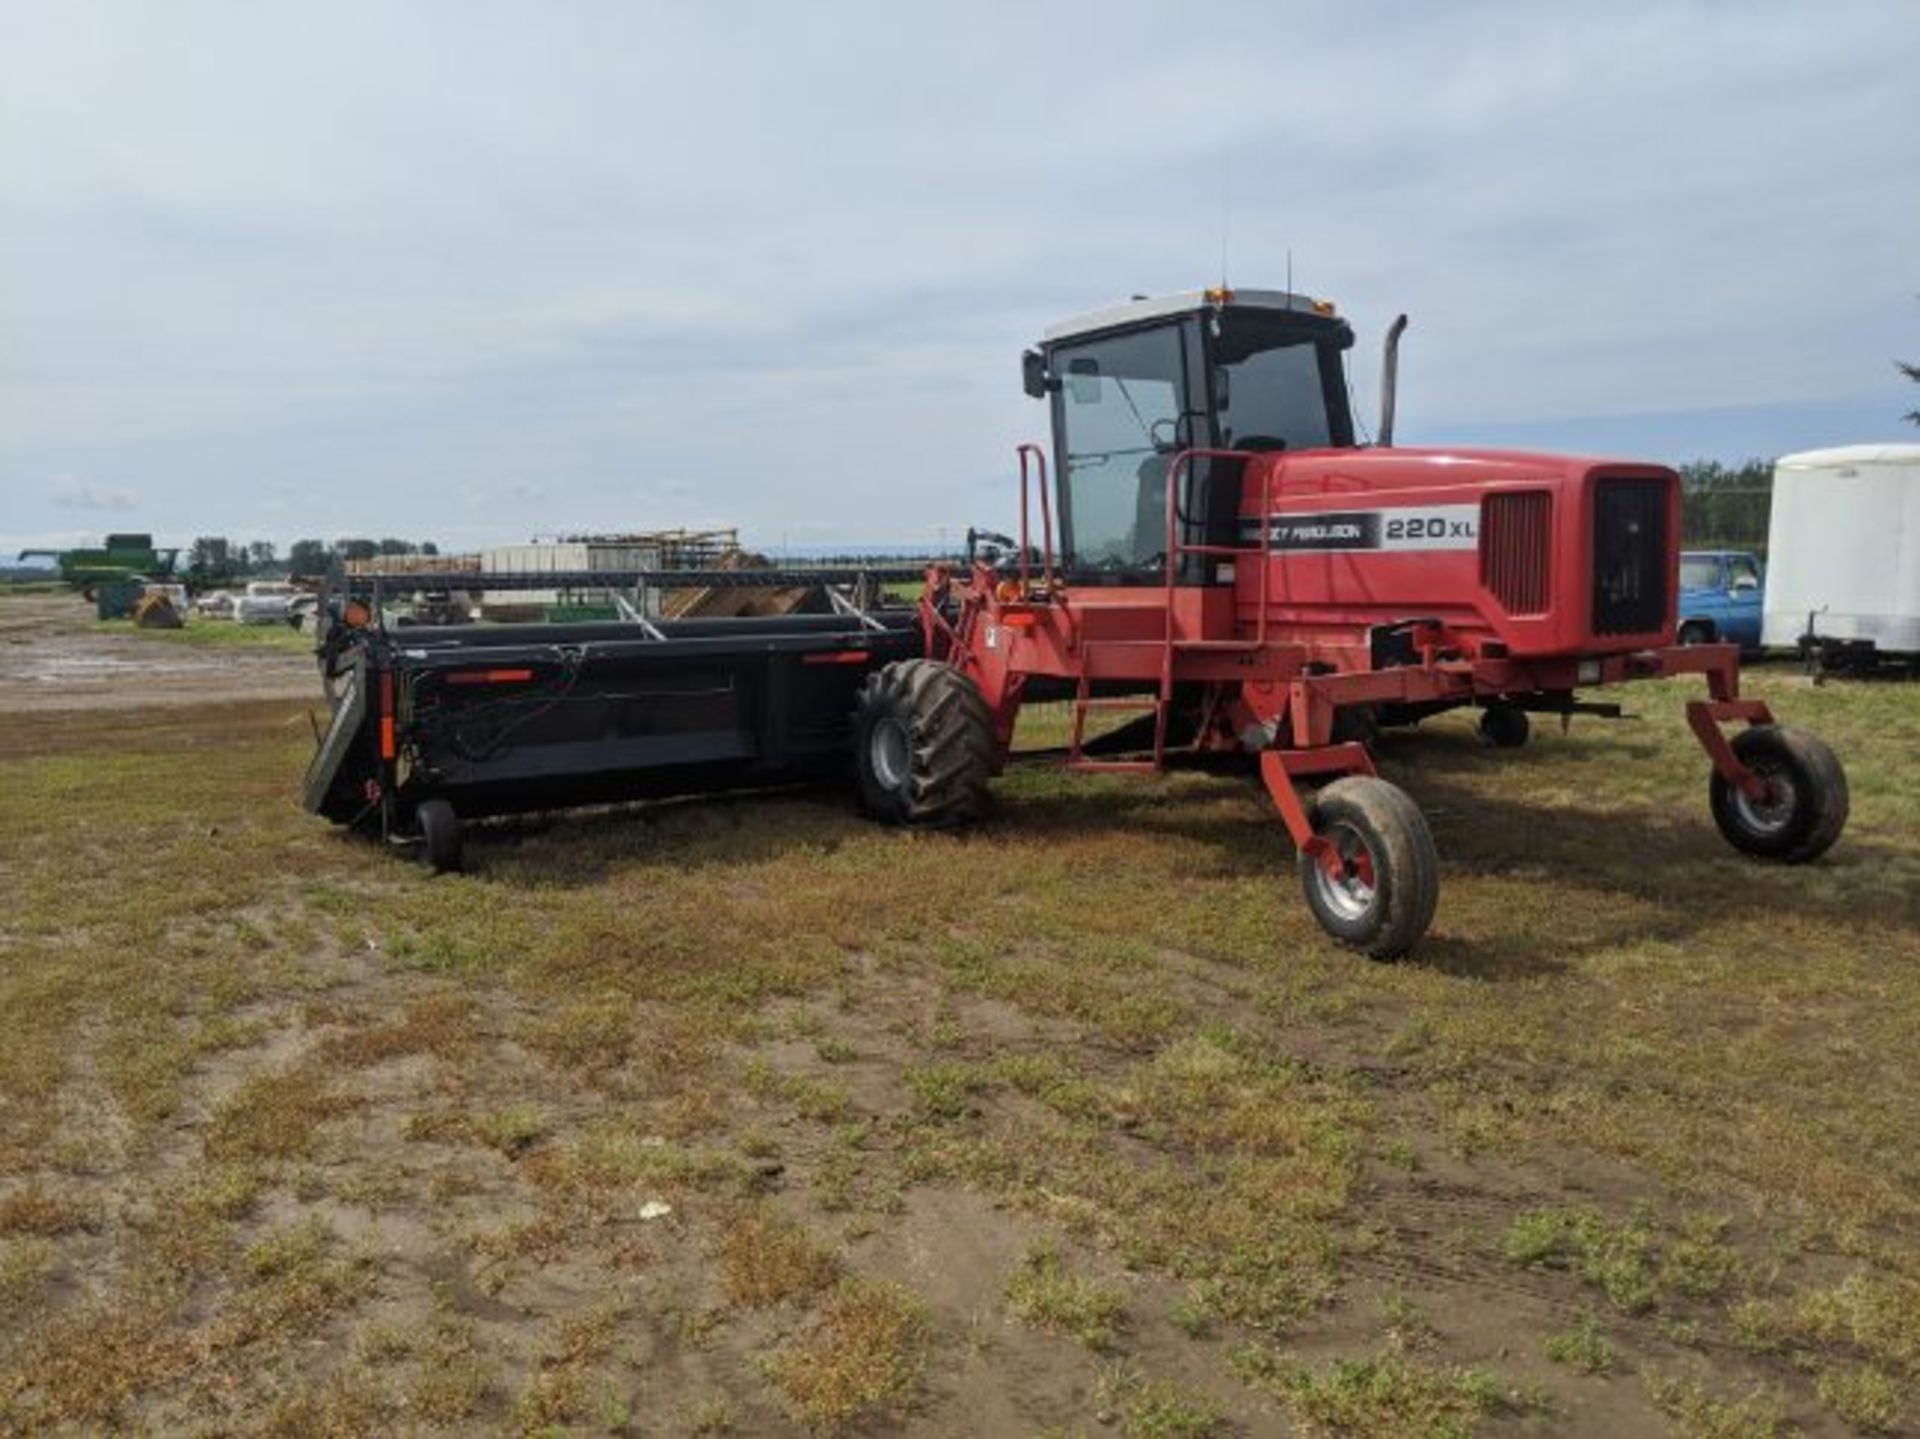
[870, 717, 911, 791]
[1731, 759, 1797, 836]
[1309, 820, 1379, 922]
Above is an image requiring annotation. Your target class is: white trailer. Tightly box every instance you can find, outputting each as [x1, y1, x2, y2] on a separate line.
[1763, 443, 1920, 669]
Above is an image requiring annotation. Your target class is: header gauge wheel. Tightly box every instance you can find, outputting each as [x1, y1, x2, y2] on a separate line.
[417, 799, 465, 873]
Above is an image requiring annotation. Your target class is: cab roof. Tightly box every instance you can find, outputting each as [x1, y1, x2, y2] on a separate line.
[1775, 443, 1920, 469]
[1041, 288, 1337, 344]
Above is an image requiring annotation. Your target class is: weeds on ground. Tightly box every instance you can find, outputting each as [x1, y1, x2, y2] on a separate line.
[1814, 1365, 1901, 1433]
[1093, 1363, 1228, 1439]
[1644, 1371, 1789, 1439]
[1502, 1205, 1736, 1313]
[1006, 1240, 1128, 1351]
[1544, 1309, 1617, 1375]
[512, 1302, 627, 1433]
[716, 1204, 839, 1308]
[767, 1280, 929, 1428]
[1242, 1347, 1527, 1439]
[1380, 1290, 1439, 1352]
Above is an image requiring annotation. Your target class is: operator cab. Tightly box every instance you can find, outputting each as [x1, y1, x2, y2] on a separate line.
[1023, 289, 1356, 584]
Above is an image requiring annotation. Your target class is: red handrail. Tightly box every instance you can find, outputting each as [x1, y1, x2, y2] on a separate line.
[1162, 447, 1276, 651]
[1016, 442, 1056, 596]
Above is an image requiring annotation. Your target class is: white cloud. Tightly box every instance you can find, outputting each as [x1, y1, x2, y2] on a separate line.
[1, 0, 1915, 548]
[51, 478, 137, 513]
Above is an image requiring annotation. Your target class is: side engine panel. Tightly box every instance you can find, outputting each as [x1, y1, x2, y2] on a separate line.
[1235, 447, 1679, 658]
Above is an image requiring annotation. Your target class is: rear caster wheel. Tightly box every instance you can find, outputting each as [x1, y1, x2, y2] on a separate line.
[417, 798, 464, 873]
[853, 660, 995, 827]
[1478, 705, 1531, 749]
[1298, 776, 1439, 959]
[1709, 725, 1848, 863]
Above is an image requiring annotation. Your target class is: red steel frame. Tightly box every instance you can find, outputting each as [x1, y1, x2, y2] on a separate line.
[922, 446, 1779, 876]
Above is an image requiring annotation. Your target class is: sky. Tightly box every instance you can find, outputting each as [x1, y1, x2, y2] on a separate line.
[2, 0, 1917, 557]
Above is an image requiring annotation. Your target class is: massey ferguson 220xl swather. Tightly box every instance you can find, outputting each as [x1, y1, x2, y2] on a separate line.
[309, 287, 1848, 958]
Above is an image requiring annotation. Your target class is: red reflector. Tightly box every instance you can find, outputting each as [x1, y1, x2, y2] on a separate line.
[377, 669, 396, 761]
[1000, 611, 1038, 629]
[801, 650, 872, 665]
[445, 668, 535, 685]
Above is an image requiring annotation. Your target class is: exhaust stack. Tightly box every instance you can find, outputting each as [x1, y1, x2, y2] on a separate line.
[1378, 314, 1409, 446]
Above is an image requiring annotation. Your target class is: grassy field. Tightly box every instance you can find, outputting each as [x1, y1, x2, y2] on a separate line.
[0, 665, 1915, 1434]
[93, 617, 318, 652]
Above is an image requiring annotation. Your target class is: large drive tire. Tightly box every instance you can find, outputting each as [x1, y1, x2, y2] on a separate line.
[1297, 776, 1439, 959]
[853, 660, 994, 827]
[1709, 725, 1848, 863]
[1478, 705, 1531, 749]
[417, 798, 465, 873]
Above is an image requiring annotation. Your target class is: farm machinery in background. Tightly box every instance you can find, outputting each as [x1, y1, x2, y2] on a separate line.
[16, 533, 181, 600]
[306, 287, 1848, 957]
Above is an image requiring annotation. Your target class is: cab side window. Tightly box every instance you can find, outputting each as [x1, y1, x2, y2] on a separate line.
[1053, 327, 1187, 571]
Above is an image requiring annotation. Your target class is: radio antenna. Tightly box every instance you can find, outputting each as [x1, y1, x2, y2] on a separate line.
[1286, 248, 1293, 308]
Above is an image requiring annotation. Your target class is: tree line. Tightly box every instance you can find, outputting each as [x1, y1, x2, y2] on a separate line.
[184, 536, 442, 583]
[1677, 459, 1772, 552]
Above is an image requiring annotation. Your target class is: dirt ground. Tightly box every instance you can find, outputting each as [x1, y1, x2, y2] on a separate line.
[0, 593, 1915, 1436]
[0, 593, 318, 711]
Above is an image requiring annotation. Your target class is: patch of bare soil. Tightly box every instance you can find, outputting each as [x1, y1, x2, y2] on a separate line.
[0, 594, 318, 712]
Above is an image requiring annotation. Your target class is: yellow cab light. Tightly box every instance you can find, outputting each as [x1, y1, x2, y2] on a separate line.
[1312, 298, 1337, 316]
[1204, 286, 1235, 306]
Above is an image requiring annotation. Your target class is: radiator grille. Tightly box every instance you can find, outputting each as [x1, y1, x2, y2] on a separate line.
[1480, 490, 1552, 615]
[1591, 476, 1670, 636]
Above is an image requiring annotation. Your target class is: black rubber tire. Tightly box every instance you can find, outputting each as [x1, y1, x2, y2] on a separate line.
[853, 660, 995, 827]
[1478, 705, 1531, 749]
[1678, 621, 1714, 646]
[1297, 776, 1439, 959]
[1709, 725, 1848, 863]
[417, 798, 465, 873]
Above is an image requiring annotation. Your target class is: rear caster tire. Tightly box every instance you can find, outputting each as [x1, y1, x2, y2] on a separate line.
[1478, 705, 1531, 749]
[853, 660, 995, 827]
[1298, 776, 1439, 959]
[1709, 725, 1848, 863]
[417, 799, 464, 873]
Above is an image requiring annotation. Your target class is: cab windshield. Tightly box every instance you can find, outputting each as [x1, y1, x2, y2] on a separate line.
[1208, 312, 1342, 453]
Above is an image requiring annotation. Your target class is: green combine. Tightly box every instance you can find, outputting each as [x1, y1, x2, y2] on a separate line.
[16, 533, 180, 599]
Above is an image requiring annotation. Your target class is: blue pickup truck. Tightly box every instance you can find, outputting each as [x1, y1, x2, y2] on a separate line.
[1678, 549, 1764, 650]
